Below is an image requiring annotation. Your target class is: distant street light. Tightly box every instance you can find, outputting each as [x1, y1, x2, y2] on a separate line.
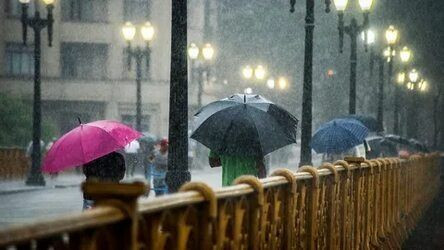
[121, 21, 155, 132]
[278, 77, 288, 90]
[408, 69, 419, 83]
[266, 78, 275, 89]
[242, 65, 254, 79]
[254, 65, 266, 80]
[188, 43, 215, 108]
[334, 0, 374, 114]
[397, 72, 406, 84]
[242, 64, 267, 81]
[244, 87, 253, 94]
[20, 0, 55, 186]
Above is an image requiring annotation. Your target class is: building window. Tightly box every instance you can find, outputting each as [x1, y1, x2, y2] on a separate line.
[62, 0, 108, 22]
[4, 0, 35, 18]
[61, 43, 108, 79]
[121, 114, 150, 132]
[4, 43, 34, 76]
[124, 0, 150, 22]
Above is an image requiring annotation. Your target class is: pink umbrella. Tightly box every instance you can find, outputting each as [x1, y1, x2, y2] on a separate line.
[42, 120, 142, 173]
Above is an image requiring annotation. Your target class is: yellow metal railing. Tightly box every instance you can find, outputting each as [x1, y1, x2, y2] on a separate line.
[0, 154, 441, 249]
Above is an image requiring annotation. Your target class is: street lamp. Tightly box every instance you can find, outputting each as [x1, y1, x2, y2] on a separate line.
[397, 72, 406, 85]
[122, 21, 155, 132]
[289, 0, 331, 167]
[242, 64, 267, 81]
[21, 0, 55, 186]
[278, 77, 289, 90]
[254, 65, 266, 80]
[334, 0, 374, 114]
[365, 30, 387, 131]
[406, 69, 421, 138]
[242, 65, 254, 80]
[383, 25, 401, 133]
[266, 78, 275, 89]
[408, 69, 419, 83]
[188, 43, 214, 109]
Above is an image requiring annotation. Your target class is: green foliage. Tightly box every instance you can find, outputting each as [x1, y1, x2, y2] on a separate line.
[0, 93, 56, 147]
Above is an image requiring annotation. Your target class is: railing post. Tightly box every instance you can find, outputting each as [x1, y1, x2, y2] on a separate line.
[233, 176, 265, 249]
[271, 169, 298, 248]
[319, 163, 339, 250]
[334, 160, 352, 249]
[179, 182, 217, 250]
[298, 166, 320, 250]
[82, 181, 147, 250]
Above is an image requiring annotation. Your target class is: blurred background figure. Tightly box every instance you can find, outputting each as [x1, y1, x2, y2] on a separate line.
[152, 139, 169, 196]
[124, 139, 140, 177]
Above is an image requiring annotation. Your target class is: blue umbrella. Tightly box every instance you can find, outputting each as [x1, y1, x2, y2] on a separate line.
[311, 118, 369, 154]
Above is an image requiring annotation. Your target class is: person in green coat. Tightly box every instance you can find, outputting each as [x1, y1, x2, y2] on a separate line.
[209, 151, 266, 186]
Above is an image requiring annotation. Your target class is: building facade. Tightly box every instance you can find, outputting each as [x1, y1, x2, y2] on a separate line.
[0, 0, 219, 138]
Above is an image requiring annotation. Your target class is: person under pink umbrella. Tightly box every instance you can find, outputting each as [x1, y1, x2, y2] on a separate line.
[42, 119, 142, 209]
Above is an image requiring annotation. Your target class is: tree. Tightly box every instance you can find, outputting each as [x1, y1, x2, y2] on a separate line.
[0, 93, 56, 148]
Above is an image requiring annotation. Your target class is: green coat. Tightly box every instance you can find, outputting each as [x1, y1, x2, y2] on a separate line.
[209, 151, 258, 186]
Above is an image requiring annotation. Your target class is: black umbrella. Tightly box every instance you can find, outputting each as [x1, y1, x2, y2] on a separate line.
[340, 114, 383, 132]
[190, 94, 298, 156]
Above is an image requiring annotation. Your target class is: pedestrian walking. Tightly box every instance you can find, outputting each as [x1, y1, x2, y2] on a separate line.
[82, 152, 126, 210]
[152, 139, 169, 196]
[209, 151, 266, 186]
[139, 139, 156, 183]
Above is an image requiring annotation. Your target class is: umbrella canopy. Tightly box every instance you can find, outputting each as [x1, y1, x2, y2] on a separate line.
[42, 120, 142, 173]
[339, 114, 383, 132]
[191, 94, 298, 156]
[384, 134, 411, 145]
[311, 118, 369, 154]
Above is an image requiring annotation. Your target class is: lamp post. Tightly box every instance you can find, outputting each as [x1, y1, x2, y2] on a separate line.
[384, 25, 400, 133]
[122, 22, 155, 132]
[188, 43, 215, 109]
[406, 69, 421, 138]
[20, 0, 55, 186]
[166, 0, 190, 192]
[398, 46, 412, 136]
[364, 29, 387, 131]
[333, 0, 373, 115]
[289, 0, 331, 166]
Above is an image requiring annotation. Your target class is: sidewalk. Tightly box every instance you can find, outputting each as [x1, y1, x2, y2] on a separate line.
[0, 174, 84, 195]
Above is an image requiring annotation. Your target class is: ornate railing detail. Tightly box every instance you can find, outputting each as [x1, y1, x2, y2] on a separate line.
[0, 154, 441, 249]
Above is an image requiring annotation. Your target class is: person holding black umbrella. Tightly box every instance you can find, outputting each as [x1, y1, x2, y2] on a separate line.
[191, 94, 298, 186]
[209, 151, 266, 186]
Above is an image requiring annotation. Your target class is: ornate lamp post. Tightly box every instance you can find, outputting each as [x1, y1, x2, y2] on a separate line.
[188, 43, 215, 109]
[398, 46, 412, 135]
[333, 0, 374, 115]
[20, 0, 55, 186]
[363, 29, 387, 131]
[289, 0, 331, 166]
[406, 69, 420, 138]
[384, 25, 400, 133]
[122, 22, 155, 132]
